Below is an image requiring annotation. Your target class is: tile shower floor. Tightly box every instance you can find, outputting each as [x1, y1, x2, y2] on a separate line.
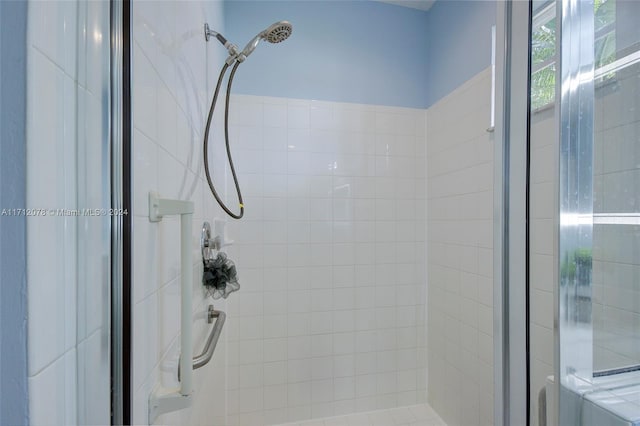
[275, 404, 447, 426]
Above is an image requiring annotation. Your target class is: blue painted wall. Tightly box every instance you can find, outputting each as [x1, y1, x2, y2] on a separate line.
[426, 0, 496, 106]
[223, 0, 496, 108]
[223, 0, 430, 108]
[0, 1, 29, 425]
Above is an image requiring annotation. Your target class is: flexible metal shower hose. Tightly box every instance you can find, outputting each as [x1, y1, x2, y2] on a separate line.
[203, 61, 245, 219]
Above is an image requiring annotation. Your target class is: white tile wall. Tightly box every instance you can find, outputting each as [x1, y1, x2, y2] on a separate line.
[426, 68, 494, 426]
[131, 1, 228, 425]
[26, 1, 111, 424]
[221, 94, 428, 425]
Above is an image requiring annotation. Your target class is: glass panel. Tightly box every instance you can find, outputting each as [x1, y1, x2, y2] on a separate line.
[592, 0, 640, 373]
[529, 1, 640, 424]
[75, 0, 111, 424]
[528, 3, 562, 425]
[557, 0, 596, 424]
[544, 0, 640, 424]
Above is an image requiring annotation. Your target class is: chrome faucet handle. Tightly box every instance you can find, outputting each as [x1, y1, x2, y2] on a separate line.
[201, 222, 219, 260]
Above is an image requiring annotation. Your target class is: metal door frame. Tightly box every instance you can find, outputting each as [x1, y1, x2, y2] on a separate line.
[494, 1, 533, 425]
[110, 0, 132, 424]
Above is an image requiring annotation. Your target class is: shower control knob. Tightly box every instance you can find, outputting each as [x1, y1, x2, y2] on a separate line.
[205, 236, 221, 251]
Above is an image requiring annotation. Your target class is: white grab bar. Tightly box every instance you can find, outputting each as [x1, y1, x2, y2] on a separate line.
[148, 192, 194, 423]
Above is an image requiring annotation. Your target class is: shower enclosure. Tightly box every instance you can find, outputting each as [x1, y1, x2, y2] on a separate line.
[17, 0, 640, 425]
[106, 0, 640, 424]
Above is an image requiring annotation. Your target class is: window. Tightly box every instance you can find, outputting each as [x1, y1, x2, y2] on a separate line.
[531, 1, 557, 110]
[530, 0, 617, 110]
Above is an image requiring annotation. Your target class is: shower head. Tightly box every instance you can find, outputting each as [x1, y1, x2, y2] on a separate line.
[263, 21, 293, 44]
[237, 21, 292, 62]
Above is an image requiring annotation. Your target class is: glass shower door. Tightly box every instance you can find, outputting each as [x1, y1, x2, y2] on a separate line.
[529, 0, 640, 424]
[539, 0, 640, 424]
[528, 3, 559, 426]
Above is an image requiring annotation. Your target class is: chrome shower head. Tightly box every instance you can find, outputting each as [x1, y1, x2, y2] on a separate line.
[238, 21, 293, 62]
[262, 21, 293, 44]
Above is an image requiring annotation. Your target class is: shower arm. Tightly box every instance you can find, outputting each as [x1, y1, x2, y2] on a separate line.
[204, 23, 240, 65]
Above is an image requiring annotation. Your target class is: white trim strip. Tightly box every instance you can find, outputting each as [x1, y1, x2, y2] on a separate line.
[595, 49, 640, 79]
[594, 213, 640, 226]
[561, 213, 640, 226]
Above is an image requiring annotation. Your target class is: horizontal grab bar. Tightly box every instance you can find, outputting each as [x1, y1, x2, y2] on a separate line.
[179, 305, 226, 380]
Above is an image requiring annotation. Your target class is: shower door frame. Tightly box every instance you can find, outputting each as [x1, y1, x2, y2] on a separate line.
[111, 0, 132, 424]
[494, 1, 533, 425]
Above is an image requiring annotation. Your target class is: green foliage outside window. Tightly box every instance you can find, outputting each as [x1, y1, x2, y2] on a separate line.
[530, 0, 617, 110]
[594, 0, 616, 70]
[531, 11, 557, 110]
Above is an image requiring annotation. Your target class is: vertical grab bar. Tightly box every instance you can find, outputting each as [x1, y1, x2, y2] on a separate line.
[179, 206, 193, 396]
[148, 192, 194, 423]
